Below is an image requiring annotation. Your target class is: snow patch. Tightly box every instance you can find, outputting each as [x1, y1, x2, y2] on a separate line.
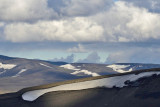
[40, 63, 53, 69]
[60, 64, 80, 71]
[0, 63, 16, 70]
[60, 64, 100, 77]
[12, 69, 27, 77]
[107, 64, 132, 73]
[71, 70, 100, 77]
[22, 71, 160, 101]
[0, 70, 6, 75]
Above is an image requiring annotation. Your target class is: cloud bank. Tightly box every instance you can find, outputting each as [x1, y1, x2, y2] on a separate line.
[0, 0, 160, 64]
[67, 44, 87, 53]
[52, 54, 74, 63]
[106, 47, 160, 64]
[0, 0, 58, 22]
[77, 52, 101, 63]
[3, 1, 160, 43]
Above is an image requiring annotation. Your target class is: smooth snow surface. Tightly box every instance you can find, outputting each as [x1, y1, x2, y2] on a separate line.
[107, 64, 132, 73]
[0, 62, 16, 69]
[12, 69, 27, 77]
[22, 71, 160, 101]
[71, 70, 100, 77]
[40, 63, 53, 69]
[60, 64, 100, 77]
[60, 64, 80, 70]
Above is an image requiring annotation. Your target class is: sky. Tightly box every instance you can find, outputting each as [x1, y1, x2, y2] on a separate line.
[0, 0, 160, 64]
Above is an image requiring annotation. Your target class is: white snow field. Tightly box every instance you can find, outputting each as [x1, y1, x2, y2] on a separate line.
[60, 64, 80, 71]
[107, 64, 132, 73]
[0, 62, 16, 69]
[71, 70, 100, 77]
[60, 64, 100, 77]
[39, 63, 53, 69]
[22, 71, 160, 101]
[12, 69, 27, 77]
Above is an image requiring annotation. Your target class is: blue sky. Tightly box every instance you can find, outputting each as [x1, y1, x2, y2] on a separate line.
[0, 0, 160, 64]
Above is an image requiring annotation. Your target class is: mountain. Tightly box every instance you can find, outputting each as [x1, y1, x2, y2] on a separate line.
[0, 55, 79, 94]
[1, 68, 160, 107]
[106, 63, 160, 73]
[1, 55, 160, 94]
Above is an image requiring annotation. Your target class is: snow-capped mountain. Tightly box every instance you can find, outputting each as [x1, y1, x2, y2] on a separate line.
[0, 55, 79, 94]
[106, 63, 160, 73]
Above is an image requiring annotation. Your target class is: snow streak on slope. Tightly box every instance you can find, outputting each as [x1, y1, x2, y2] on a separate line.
[12, 69, 27, 77]
[60, 64, 80, 70]
[107, 64, 132, 73]
[71, 70, 100, 77]
[39, 63, 53, 69]
[60, 64, 100, 77]
[0, 62, 16, 69]
[0, 70, 6, 75]
[22, 71, 160, 101]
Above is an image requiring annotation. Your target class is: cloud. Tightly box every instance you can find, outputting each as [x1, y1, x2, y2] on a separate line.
[77, 52, 101, 63]
[52, 54, 74, 63]
[106, 47, 160, 64]
[0, 22, 5, 27]
[4, 17, 104, 42]
[0, 0, 58, 22]
[67, 44, 87, 53]
[61, 0, 113, 16]
[3, 1, 160, 43]
[120, 0, 160, 13]
[92, 1, 160, 42]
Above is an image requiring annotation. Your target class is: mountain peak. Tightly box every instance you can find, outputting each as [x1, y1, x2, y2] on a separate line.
[0, 55, 15, 60]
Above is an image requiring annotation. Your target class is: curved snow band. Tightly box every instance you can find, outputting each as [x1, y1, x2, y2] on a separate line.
[22, 71, 160, 101]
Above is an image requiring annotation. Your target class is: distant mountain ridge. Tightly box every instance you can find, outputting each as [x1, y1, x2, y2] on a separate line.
[0, 55, 160, 94]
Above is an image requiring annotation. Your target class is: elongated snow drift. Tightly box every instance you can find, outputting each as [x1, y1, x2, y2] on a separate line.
[22, 71, 160, 101]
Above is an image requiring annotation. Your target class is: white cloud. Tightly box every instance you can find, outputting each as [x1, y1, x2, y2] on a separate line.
[77, 52, 101, 63]
[92, 1, 160, 42]
[0, 22, 5, 27]
[0, 0, 58, 22]
[0, 0, 160, 43]
[67, 44, 87, 53]
[4, 17, 104, 42]
[106, 47, 160, 64]
[52, 54, 74, 63]
[3, 1, 160, 43]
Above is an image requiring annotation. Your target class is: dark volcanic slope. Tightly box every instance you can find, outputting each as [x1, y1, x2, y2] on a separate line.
[1, 69, 160, 107]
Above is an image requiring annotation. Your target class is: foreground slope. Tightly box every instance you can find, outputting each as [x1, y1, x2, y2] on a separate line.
[1, 68, 160, 107]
